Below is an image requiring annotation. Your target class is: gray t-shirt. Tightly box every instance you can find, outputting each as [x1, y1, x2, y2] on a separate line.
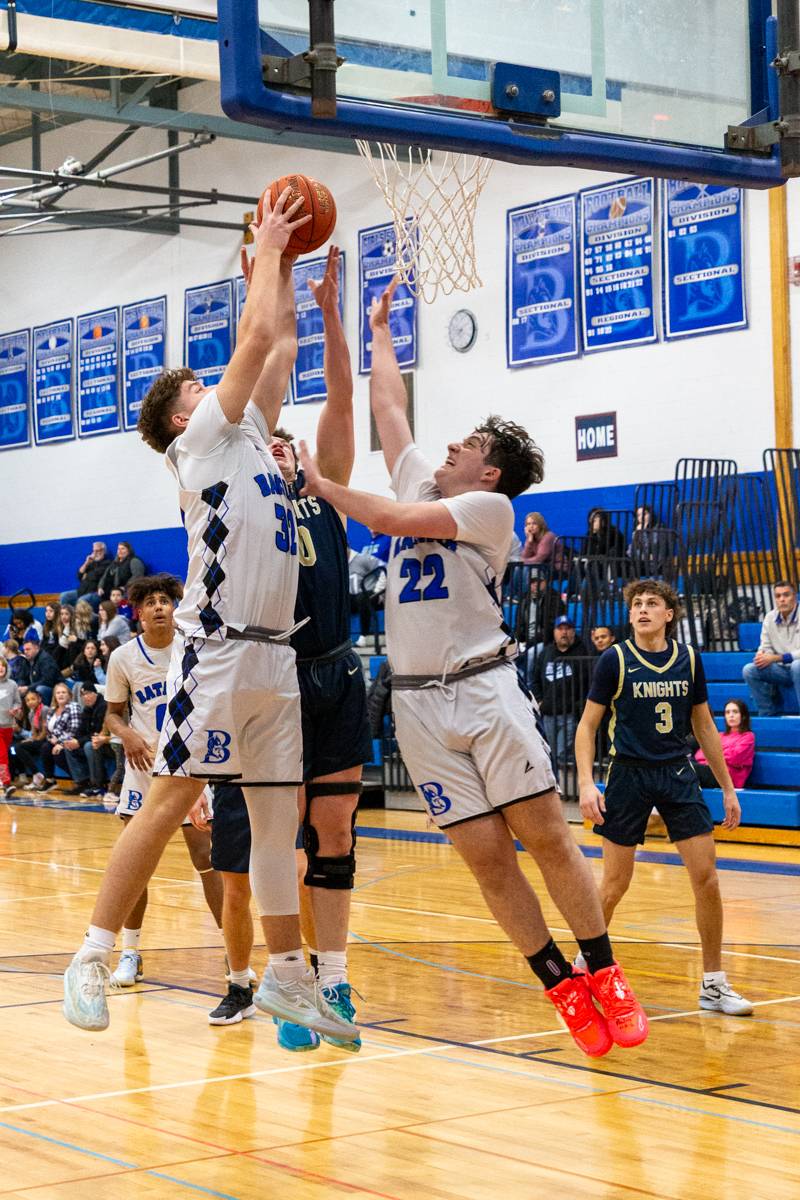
[0, 679, 22, 727]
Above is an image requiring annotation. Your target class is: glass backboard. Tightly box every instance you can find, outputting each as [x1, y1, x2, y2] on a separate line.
[219, 0, 784, 187]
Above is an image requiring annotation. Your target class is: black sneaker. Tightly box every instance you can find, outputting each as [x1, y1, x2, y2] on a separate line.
[208, 983, 256, 1026]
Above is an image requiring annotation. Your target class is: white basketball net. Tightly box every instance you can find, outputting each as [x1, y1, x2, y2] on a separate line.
[355, 141, 493, 303]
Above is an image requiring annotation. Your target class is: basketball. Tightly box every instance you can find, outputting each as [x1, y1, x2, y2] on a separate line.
[257, 174, 337, 255]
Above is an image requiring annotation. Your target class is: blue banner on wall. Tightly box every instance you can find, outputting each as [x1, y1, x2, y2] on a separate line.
[122, 296, 167, 432]
[662, 181, 747, 340]
[293, 252, 345, 404]
[580, 178, 656, 353]
[0, 329, 31, 451]
[184, 280, 233, 387]
[506, 195, 579, 367]
[33, 319, 74, 445]
[358, 223, 416, 375]
[77, 308, 120, 438]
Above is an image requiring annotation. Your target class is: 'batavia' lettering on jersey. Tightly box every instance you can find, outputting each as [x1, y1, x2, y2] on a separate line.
[632, 680, 690, 699]
[420, 781, 452, 816]
[253, 471, 291, 499]
[134, 681, 167, 706]
[392, 537, 457, 555]
[203, 729, 232, 764]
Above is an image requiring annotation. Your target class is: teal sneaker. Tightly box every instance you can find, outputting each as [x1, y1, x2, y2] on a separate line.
[273, 1017, 321, 1052]
[63, 956, 113, 1031]
[320, 983, 361, 1053]
[254, 967, 358, 1042]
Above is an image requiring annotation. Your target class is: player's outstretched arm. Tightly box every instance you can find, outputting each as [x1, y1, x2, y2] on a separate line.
[575, 701, 607, 825]
[216, 188, 309, 426]
[369, 279, 412, 475]
[297, 440, 456, 539]
[241, 249, 298, 434]
[691, 703, 741, 830]
[310, 246, 354, 485]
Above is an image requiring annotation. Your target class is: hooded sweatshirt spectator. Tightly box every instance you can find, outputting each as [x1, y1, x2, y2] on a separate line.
[98, 541, 145, 596]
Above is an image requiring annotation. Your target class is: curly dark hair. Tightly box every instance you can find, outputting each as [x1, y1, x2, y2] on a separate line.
[128, 573, 184, 609]
[137, 367, 195, 453]
[623, 578, 684, 638]
[475, 415, 544, 499]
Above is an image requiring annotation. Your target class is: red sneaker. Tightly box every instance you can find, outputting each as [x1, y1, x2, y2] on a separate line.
[585, 962, 649, 1048]
[546, 973, 613, 1058]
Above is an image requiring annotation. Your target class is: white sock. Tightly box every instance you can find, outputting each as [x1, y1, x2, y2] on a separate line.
[269, 950, 307, 983]
[229, 968, 251, 989]
[78, 925, 115, 963]
[121, 927, 142, 951]
[703, 970, 726, 987]
[317, 950, 347, 989]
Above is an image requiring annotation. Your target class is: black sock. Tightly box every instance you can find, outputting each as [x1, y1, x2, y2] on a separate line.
[577, 933, 614, 974]
[309, 952, 319, 976]
[526, 939, 573, 990]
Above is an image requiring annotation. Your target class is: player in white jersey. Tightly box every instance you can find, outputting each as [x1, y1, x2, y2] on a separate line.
[296, 280, 648, 1058]
[63, 190, 356, 1043]
[103, 574, 225, 987]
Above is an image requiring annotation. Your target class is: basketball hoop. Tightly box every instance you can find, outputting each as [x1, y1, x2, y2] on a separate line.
[355, 141, 493, 304]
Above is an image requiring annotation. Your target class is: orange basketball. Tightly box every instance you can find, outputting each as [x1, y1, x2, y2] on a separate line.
[257, 174, 337, 256]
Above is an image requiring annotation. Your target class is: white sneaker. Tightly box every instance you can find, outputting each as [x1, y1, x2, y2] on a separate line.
[112, 950, 143, 987]
[354, 635, 367, 648]
[102, 792, 119, 812]
[25, 773, 45, 791]
[63, 956, 113, 1030]
[224, 956, 258, 984]
[573, 952, 587, 972]
[254, 967, 359, 1041]
[699, 978, 753, 1016]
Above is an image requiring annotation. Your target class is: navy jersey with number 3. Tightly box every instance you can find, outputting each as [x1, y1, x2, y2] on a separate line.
[588, 639, 708, 761]
[289, 469, 350, 659]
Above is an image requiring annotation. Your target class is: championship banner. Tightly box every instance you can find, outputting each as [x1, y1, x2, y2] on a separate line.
[580, 178, 657, 353]
[662, 181, 747, 340]
[293, 252, 345, 404]
[77, 308, 120, 438]
[122, 296, 167, 432]
[184, 280, 233, 387]
[358, 222, 416, 375]
[506, 195, 579, 367]
[33, 319, 74, 445]
[0, 329, 31, 451]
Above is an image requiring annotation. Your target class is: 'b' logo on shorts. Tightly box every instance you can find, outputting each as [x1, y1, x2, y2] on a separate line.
[127, 790, 142, 811]
[420, 781, 451, 816]
[203, 729, 232, 764]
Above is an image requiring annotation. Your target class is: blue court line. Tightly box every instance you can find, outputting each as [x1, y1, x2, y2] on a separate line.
[620, 1093, 800, 1138]
[0, 1117, 242, 1200]
[349, 931, 539, 990]
[1, 796, 107, 813]
[354, 825, 800, 877]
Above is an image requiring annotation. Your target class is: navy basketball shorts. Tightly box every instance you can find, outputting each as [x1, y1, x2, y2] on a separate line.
[597, 757, 715, 846]
[210, 784, 305, 873]
[298, 650, 372, 780]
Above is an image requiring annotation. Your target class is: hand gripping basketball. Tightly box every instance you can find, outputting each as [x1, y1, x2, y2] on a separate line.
[258, 174, 337, 256]
[253, 186, 311, 255]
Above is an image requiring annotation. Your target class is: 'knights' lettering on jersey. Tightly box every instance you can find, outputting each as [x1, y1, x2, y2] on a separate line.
[289, 469, 350, 659]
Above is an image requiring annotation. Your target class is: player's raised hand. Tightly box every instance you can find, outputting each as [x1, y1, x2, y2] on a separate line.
[253, 186, 311, 255]
[369, 277, 399, 332]
[240, 245, 254, 292]
[721, 788, 741, 830]
[579, 782, 606, 826]
[308, 245, 341, 313]
[296, 439, 324, 497]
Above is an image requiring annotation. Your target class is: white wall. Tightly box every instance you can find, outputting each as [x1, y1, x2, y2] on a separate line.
[0, 85, 796, 547]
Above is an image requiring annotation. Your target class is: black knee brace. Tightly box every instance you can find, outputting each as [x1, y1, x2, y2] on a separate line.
[302, 781, 361, 890]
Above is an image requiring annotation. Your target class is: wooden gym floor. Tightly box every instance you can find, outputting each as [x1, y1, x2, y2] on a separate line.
[0, 798, 798, 1199]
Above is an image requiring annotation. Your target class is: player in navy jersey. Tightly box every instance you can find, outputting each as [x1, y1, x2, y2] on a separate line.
[209, 247, 371, 1044]
[575, 579, 753, 1015]
[294, 279, 649, 1059]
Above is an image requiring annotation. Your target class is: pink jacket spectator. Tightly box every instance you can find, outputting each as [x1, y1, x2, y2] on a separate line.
[695, 730, 755, 789]
[521, 529, 557, 564]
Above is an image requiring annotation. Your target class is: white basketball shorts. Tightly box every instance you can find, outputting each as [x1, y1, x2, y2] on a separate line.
[152, 636, 302, 786]
[116, 767, 212, 826]
[392, 661, 558, 828]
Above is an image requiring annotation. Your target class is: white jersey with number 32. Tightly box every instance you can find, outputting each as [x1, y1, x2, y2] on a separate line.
[104, 635, 173, 748]
[386, 444, 516, 677]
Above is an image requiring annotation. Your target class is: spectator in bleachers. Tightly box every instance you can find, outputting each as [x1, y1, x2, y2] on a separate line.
[109, 587, 135, 629]
[97, 541, 145, 598]
[520, 512, 559, 566]
[2, 609, 43, 643]
[69, 639, 105, 687]
[0, 657, 22, 793]
[693, 699, 755, 789]
[742, 580, 800, 715]
[97, 600, 131, 645]
[18, 636, 61, 704]
[18, 681, 83, 792]
[586, 508, 626, 560]
[72, 682, 112, 797]
[349, 533, 390, 647]
[9, 690, 50, 788]
[73, 598, 98, 641]
[41, 603, 64, 667]
[517, 575, 566, 656]
[60, 540, 111, 610]
[98, 636, 121, 681]
[532, 616, 590, 773]
[590, 625, 616, 655]
[628, 505, 673, 578]
[57, 605, 85, 674]
[2, 640, 28, 686]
